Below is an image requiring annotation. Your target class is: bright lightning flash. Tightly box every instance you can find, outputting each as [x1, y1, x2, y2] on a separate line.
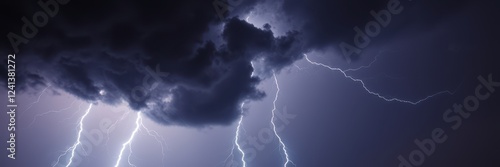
[271, 73, 294, 167]
[52, 103, 93, 167]
[235, 102, 247, 167]
[113, 112, 167, 167]
[114, 112, 142, 167]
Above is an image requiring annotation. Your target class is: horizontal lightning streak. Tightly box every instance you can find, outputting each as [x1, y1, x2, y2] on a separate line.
[304, 54, 454, 104]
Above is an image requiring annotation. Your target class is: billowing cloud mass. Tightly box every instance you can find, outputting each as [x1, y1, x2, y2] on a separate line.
[1, 0, 497, 126]
[0, 0, 303, 126]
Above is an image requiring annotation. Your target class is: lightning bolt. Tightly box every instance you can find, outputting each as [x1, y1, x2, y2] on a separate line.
[52, 103, 93, 167]
[271, 73, 294, 167]
[28, 100, 77, 127]
[139, 115, 168, 165]
[304, 53, 455, 104]
[223, 143, 236, 166]
[114, 112, 142, 167]
[61, 102, 87, 122]
[23, 85, 50, 113]
[113, 112, 167, 167]
[228, 69, 295, 167]
[293, 64, 304, 71]
[223, 102, 246, 167]
[53, 146, 76, 167]
[235, 102, 247, 167]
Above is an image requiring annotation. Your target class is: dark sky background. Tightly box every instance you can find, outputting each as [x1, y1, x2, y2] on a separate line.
[1, 0, 500, 166]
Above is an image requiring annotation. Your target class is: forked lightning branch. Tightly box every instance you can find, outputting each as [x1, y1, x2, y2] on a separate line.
[6, 54, 17, 160]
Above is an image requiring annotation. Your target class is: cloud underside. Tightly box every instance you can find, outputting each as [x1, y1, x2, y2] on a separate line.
[0, 0, 489, 126]
[0, 0, 302, 127]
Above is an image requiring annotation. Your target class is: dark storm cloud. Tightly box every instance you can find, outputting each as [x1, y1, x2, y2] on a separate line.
[0, 0, 302, 126]
[280, 0, 475, 61]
